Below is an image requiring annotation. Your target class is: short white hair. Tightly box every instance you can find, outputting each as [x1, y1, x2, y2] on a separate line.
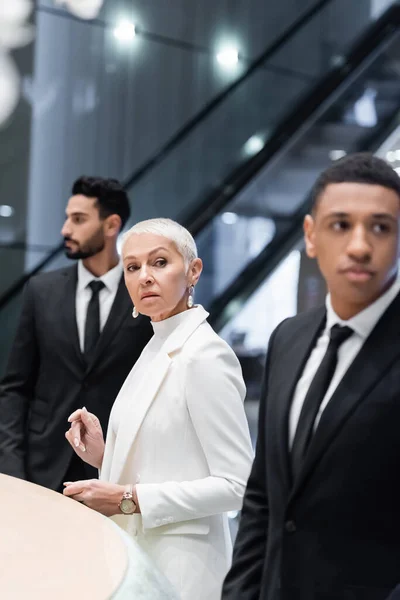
[121, 218, 198, 268]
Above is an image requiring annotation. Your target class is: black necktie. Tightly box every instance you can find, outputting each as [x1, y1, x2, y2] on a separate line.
[291, 324, 353, 480]
[84, 280, 105, 359]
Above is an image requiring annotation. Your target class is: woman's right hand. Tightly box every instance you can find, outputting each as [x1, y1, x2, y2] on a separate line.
[65, 407, 105, 469]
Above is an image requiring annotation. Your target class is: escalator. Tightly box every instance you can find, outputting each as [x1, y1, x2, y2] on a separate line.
[0, 1, 400, 373]
[204, 4, 400, 331]
[0, 0, 334, 308]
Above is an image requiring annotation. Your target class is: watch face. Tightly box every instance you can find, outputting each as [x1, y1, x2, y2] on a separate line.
[120, 498, 135, 515]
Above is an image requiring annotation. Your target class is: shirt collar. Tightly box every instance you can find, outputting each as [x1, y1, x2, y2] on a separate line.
[77, 260, 123, 293]
[326, 273, 400, 339]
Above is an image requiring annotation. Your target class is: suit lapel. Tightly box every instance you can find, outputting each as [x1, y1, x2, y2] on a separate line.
[60, 265, 86, 371]
[110, 352, 172, 483]
[85, 276, 131, 375]
[273, 308, 326, 492]
[290, 292, 400, 502]
[109, 306, 209, 483]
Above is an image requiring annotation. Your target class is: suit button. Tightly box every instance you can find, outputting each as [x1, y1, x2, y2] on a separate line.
[285, 520, 296, 533]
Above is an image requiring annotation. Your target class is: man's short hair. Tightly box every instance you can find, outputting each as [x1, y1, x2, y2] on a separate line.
[72, 176, 131, 230]
[311, 153, 400, 212]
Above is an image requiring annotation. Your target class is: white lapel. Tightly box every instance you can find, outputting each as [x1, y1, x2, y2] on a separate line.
[109, 306, 209, 483]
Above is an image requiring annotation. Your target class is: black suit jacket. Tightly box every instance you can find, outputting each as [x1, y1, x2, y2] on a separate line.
[386, 585, 400, 600]
[0, 265, 153, 491]
[223, 292, 400, 600]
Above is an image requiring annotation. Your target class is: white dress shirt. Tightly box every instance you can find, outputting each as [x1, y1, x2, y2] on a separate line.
[76, 260, 123, 352]
[289, 275, 400, 448]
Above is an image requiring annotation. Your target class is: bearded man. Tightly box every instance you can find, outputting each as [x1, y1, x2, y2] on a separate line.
[0, 177, 152, 491]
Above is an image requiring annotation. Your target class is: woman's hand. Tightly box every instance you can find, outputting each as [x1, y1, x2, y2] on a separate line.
[65, 407, 105, 469]
[63, 479, 125, 517]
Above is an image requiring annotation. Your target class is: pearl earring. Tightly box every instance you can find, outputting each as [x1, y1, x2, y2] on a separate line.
[187, 285, 194, 309]
[132, 306, 139, 319]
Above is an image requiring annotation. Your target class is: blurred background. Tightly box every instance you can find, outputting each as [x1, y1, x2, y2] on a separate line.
[1, 2, 400, 535]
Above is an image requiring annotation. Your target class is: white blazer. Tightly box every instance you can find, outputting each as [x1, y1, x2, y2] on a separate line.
[100, 306, 254, 600]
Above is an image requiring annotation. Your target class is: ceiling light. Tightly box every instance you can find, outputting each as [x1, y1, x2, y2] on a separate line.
[113, 20, 136, 43]
[395, 149, 400, 161]
[244, 135, 264, 157]
[216, 47, 239, 68]
[0, 204, 13, 217]
[387, 150, 396, 162]
[329, 149, 346, 161]
[221, 212, 238, 225]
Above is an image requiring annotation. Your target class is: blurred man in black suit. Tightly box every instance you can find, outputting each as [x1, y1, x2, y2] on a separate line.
[223, 154, 400, 600]
[0, 177, 152, 491]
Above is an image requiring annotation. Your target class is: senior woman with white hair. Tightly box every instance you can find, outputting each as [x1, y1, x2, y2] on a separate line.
[63, 218, 254, 600]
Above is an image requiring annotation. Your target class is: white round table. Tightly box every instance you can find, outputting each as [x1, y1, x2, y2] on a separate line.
[0, 474, 178, 599]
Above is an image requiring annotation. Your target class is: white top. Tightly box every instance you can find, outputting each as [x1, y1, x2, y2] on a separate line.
[289, 276, 400, 448]
[75, 260, 123, 352]
[101, 304, 253, 600]
[111, 309, 192, 434]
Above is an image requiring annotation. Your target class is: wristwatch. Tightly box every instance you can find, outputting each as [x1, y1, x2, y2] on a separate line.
[118, 484, 137, 515]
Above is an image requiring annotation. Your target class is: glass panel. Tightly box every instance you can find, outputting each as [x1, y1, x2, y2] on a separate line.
[195, 27, 400, 306]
